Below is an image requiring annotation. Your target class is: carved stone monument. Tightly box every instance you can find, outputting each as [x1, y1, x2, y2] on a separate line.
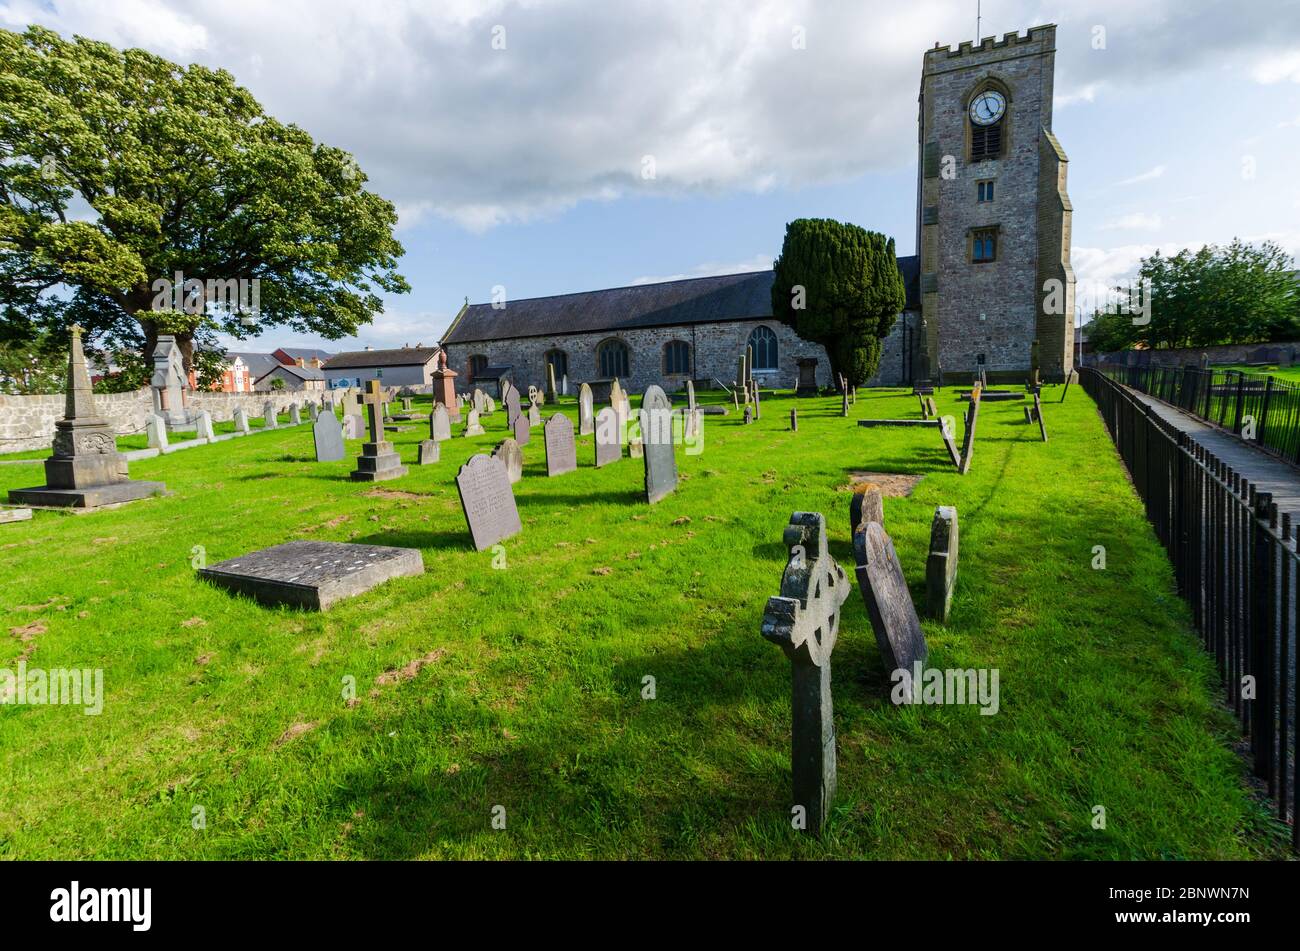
[150, 334, 190, 428]
[350, 381, 407, 482]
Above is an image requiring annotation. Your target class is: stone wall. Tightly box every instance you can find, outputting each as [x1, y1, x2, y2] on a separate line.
[1091, 341, 1300, 369]
[442, 319, 833, 397]
[0, 387, 323, 454]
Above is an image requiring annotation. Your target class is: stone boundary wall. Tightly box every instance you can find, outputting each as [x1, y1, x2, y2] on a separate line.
[1091, 341, 1300, 369]
[0, 387, 324, 454]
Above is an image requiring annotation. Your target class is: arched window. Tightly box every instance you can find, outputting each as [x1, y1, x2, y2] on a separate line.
[663, 340, 690, 375]
[468, 354, 488, 380]
[597, 339, 629, 378]
[544, 349, 568, 383]
[748, 326, 778, 371]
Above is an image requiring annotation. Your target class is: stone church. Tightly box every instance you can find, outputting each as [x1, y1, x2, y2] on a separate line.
[439, 24, 1072, 392]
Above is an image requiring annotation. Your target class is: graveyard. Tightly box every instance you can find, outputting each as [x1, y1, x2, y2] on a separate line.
[1, 382, 1289, 860]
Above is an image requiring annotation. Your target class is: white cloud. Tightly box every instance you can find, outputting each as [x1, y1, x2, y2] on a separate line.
[1252, 50, 1300, 84]
[1100, 213, 1163, 232]
[1116, 165, 1167, 186]
[219, 305, 448, 353]
[630, 253, 774, 285]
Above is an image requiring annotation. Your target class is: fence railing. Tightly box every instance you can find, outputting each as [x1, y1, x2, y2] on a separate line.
[1100, 362, 1300, 467]
[1082, 368, 1297, 848]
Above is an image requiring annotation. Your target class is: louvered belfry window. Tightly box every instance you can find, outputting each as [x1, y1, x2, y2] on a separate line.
[971, 120, 1003, 162]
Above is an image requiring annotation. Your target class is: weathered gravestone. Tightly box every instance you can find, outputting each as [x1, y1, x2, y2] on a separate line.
[485, 396, 497, 415]
[512, 408, 531, 447]
[289, 403, 301, 426]
[594, 406, 621, 467]
[455, 453, 522, 550]
[343, 414, 364, 439]
[939, 415, 961, 469]
[492, 437, 523, 483]
[9, 325, 165, 510]
[1, 507, 33, 524]
[262, 401, 278, 430]
[790, 408, 797, 432]
[642, 385, 677, 503]
[546, 363, 558, 404]
[1033, 390, 1048, 442]
[744, 405, 753, 425]
[578, 383, 595, 435]
[473, 388, 487, 415]
[924, 506, 959, 623]
[146, 414, 169, 451]
[430, 403, 452, 442]
[150, 334, 191, 428]
[308, 402, 319, 422]
[958, 393, 980, 475]
[233, 407, 250, 435]
[505, 383, 522, 430]
[528, 399, 541, 428]
[628, 409, 644, 459]
[313, 410, 346, 462]
[760, 511, 850, 837]
[544, 412, 577, 476]
[1060, 369, 1076, 403]
[753, 384, 761, 420]
[852, 520, 928, 692]
[350, 382, 407, 482]
[418, 439, 440, 465]
[795, 357, 819, 397]
[849, 482, 884, 535]
[685, 379, 697, 412]
[463, 409, 485, 437]
[197, 539, 423, 611]
[401, 396, 413, 412]
[684, 408, 702, 441]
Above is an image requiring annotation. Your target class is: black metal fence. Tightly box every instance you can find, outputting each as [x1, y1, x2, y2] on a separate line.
[1082, 368, 1297, 848]
[1101, 363, 1300, 466]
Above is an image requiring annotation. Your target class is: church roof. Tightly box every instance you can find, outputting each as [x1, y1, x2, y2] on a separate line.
[442, 259, 920, 346]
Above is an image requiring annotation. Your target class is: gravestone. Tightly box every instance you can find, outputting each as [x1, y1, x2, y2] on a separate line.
[744, 405, 753, 425]
[149, 334, 190, 428]
[641, 385, 677, 503]
[544, 412, 577, 477]
[289, 403, 301, 426]
[795, 357, 819, 396]
[609, 378, 625, 414]
[546, 363, 558, 404]
[849, 483, 884, 535]
[197, 540, 423, 611]
[313, 409, 346, 462]
[233, 407, 250, 435]
[790, 408, 797, 431]
[309, 401, 319, 422]
[594, 406, 621, 467]
[1060, 370, 1076, 403]
[958, 394, 980, 475]
[925, 396, 937, 416]
[760, 511, 850, 837]
[485, 396, 497, 415]
[505, 382, 522, 430]
[685, 379, 697, 412]
[430, 403, 452, 442]
[1, 507, 33, 524]
[418, 439, 440, 465]
[684, 407, 702, 441]
[146, 414, 169, 451]
[9, 325, 165, 510]
[924, 506, 959, 623]
[562, 372, 569, 396]
[528, 384, 541, 405]
[841, 389, 849, 417]
[1033, 390, 1048, 442]
[463, 409, 485, 437]
[350, 382, 407, 482]
[852, 520, 928, 690]
[343, 414, 364, 439]
[513, 409, 531, 447]
[262, 401, 278, 430]
[578, 383, 595, 435]
[753, 384, 761, 420]
[528, 399, 542, 428]
[492, 437, 523, 483]
[455, 453, 522, 550]
[401, 396, 413, 412]
[196, 411, 215, 441]
[939, 416, 961, 469]
[628, 410, 644, 459]
[473, 388, 487, 415]
[432, 351, 460, 421]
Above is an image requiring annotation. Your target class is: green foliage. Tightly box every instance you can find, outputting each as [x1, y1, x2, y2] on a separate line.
[1087, 240, 1298, 352]
[269, 377, 286, 391]
[771, 218, 906, 386]
[0, 25, 408, 367]
[0, 337, 64, 394]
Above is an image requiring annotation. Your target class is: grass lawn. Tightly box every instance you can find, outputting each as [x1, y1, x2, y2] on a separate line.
[1216, 363, 1300, 384]
[0, 386, 1290, 859]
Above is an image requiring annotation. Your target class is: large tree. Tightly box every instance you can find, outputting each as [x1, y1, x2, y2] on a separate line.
[0, 25, 408, 381]
[771, 218, 905, 386]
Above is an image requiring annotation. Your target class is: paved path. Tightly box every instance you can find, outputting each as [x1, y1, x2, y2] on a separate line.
[1128, 387, 1300, 526]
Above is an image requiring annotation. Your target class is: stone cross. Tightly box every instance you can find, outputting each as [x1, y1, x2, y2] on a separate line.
[362, 380, 385, 442]
[761, 511, 850, 837]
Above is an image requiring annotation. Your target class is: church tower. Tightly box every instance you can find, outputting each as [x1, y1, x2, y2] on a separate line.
[916, 24, 1074, 383]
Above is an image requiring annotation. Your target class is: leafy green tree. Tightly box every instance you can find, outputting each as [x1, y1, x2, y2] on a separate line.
[770, 218, 905, 386]
[269, 377, 285, 392]
[0, 25, 408, 374]
[0, 335, 64, 394]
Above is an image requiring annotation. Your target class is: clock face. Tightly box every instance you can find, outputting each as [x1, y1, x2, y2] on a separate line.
[969, 90, 1006, 126]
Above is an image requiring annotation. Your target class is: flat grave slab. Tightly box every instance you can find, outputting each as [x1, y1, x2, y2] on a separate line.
[10, 480, 166, 509]
[958, 391, 1023, 401]
[197, 540, 424, 611]
[0, 507, 33, 524]
[857, 419, 941, 428]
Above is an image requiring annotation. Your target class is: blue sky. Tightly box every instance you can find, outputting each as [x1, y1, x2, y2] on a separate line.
[5, 0, 1300, 351]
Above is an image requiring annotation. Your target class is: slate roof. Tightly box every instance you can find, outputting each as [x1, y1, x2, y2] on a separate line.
[257, 363, 325, 384]
[276, 346, 335, 363]
[323, 347, 442, 370]
[227, 352, 280, 380]
[441, 259, 920, 345]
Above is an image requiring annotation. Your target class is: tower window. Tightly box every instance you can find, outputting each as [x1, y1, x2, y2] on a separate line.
[972, 229, 997, 263]
[970, 121, 1003, 162]
[977, 180, 994, 203]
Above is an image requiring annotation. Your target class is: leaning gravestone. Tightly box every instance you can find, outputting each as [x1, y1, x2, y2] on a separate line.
[455, 453, 522, 550]
[343, 414, 364, 439]
[262, 401, 278, 430]
[418, 439, 439, 465]
[852, 520, 928, 691]
[313, 409, 345, 462]
[578, 383, 595, 435]
[492, 437, 523, 483]
[594, 406, 621, 467]
[233, 406, 250, 435]
[939, 415, 961, 469]
[430, 403, 452, 442]
[463, 409, 485, 437]
[512, 408, 531, 446]
[1033, 390, 1048, 443]
[849, 482, 884, 535]
[686, 379, 697, 412]
[958, 394, 980, 475]
[197, 540, 423, 611]
[761, 511, 850, 838]
[642, 385, 677, 504]
[924, 506, 959, 623]
[544, 412, 577, 477]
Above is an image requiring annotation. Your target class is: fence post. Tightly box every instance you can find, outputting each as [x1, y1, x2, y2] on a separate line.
[1233, 371, 1246, 434]
[1257, 376, 1273, 447]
